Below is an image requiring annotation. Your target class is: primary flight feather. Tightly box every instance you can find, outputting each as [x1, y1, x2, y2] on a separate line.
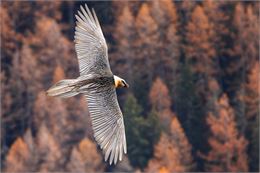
[46, 4, 129, 165]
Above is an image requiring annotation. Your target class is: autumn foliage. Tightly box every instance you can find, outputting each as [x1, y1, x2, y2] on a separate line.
[1, 1, 259, 172]
[202, 94, 248, 172]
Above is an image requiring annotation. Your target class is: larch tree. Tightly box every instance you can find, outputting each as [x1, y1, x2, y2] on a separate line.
[146, 116, 194, 172]
[29, 16, 76, 88]
[66, 138, 104, 172]
[134, 3, 159, 110]
[183, 5, 219, 170]
[1, 3, 69, 164]
[242, 62, 259, 171]
[33, 91, 70, 168]
[184, 4, 220, 116]
[4, 129, 37, 172]
[202, 94, 249, 172]
[4, 137, 33, 172]
[202, 0, 229, 54]
[226, 3, 259, 133]
[3, 44, 41, 158]
[112, 4, 136, 87]
[178, 0, 197, 22]
[184, 5, 217, 94]
[230, 3, 259, 78]
[53, 65, 91, 144]
[33, 91, 68, 143]
[149, 77, 173, 130]
[243, 62, 259, 120]
[169, 117, 194, 170]
[36, 123, 63, 172]
[150, 0, 178, 31]
[150, 0, 180, 88]
[0, 5, 19, 74]
[177, 0, 197, 40]
[146, 133, 185, 172]
[202, 1, 229, 92]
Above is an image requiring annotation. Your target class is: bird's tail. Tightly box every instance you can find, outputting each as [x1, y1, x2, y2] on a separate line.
[46, 79, 79, 98]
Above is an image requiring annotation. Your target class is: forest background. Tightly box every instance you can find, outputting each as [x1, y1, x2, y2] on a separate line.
[1, 1, 259, 172]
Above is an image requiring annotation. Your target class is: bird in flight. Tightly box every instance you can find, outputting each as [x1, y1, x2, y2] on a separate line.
[46, 4, 129, 165]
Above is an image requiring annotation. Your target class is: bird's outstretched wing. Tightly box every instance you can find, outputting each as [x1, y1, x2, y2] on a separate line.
[75, 4, 127, 165]
[75, 4, 112, 76]
[84, 81, 127, 165]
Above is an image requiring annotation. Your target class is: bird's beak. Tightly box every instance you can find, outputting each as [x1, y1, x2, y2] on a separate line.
[125, 83, 129, 88]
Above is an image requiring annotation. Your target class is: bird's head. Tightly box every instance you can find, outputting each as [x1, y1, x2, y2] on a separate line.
[114, 75, 129, 88]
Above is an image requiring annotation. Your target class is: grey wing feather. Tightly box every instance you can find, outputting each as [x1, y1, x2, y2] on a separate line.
[75, 4, 112, 76]
[84, 84, 127, 165]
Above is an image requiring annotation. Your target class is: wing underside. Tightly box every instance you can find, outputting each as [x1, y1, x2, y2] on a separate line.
[75, 4, 112, 76]
[84, 83, 127, 165]
[75, 4, 127, 165]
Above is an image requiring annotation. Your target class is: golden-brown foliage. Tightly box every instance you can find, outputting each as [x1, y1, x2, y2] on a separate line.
[135, 3, 159, 74]
[146, 133, 185, 172]
[5, 125, 63, 172]
[243, 62, 260, 171]
[112, 5, 136, 85]
[243, 62, 260, 120]
[149, 77, 173, 129]
[37, 124, 62, 172]
[185, 5, 216, 75]
[231, 3, 259, 73]
[1, 1, 259, 172]
[5, 138, 32, 172]
[149, 77, 171, 111]
[53, 65, 65, 83]
[146, 116, 193, 172]
[66, 138, 104, 172]
[169, 117, 194, 169]
[203, 94, 249, 172]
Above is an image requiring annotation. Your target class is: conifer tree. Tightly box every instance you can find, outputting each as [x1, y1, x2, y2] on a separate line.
[134, 3, 159, 110]
[225, 3, 259, 134]
[177, 0, 197, 39]
[146, 117, 193, 172]
[150, 0, 180, 86]
[123, 94, 160, 169]
[149, 77, 173, 129]
[202, 94, 249, 172]
[184, 5, 220, 113]
[0, 5, 19, 74]
[174, 62, 206, 171]
[113, 5, 136, 86]
[5, 137, 33, 172]
[183, 7, 221, 170]
[185, 5, 216, 84]
[243, 62, 259, 171]
[33, 91, 71, 168]
[5, 129, 35, 172]
[169, 117, 194, 170]
[202, 0, 229, 53]
[146, 133, 185, 172]
[37, 123, 63, 172]
[66, 138, 104, 172]
[231, 4, 259, 76]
